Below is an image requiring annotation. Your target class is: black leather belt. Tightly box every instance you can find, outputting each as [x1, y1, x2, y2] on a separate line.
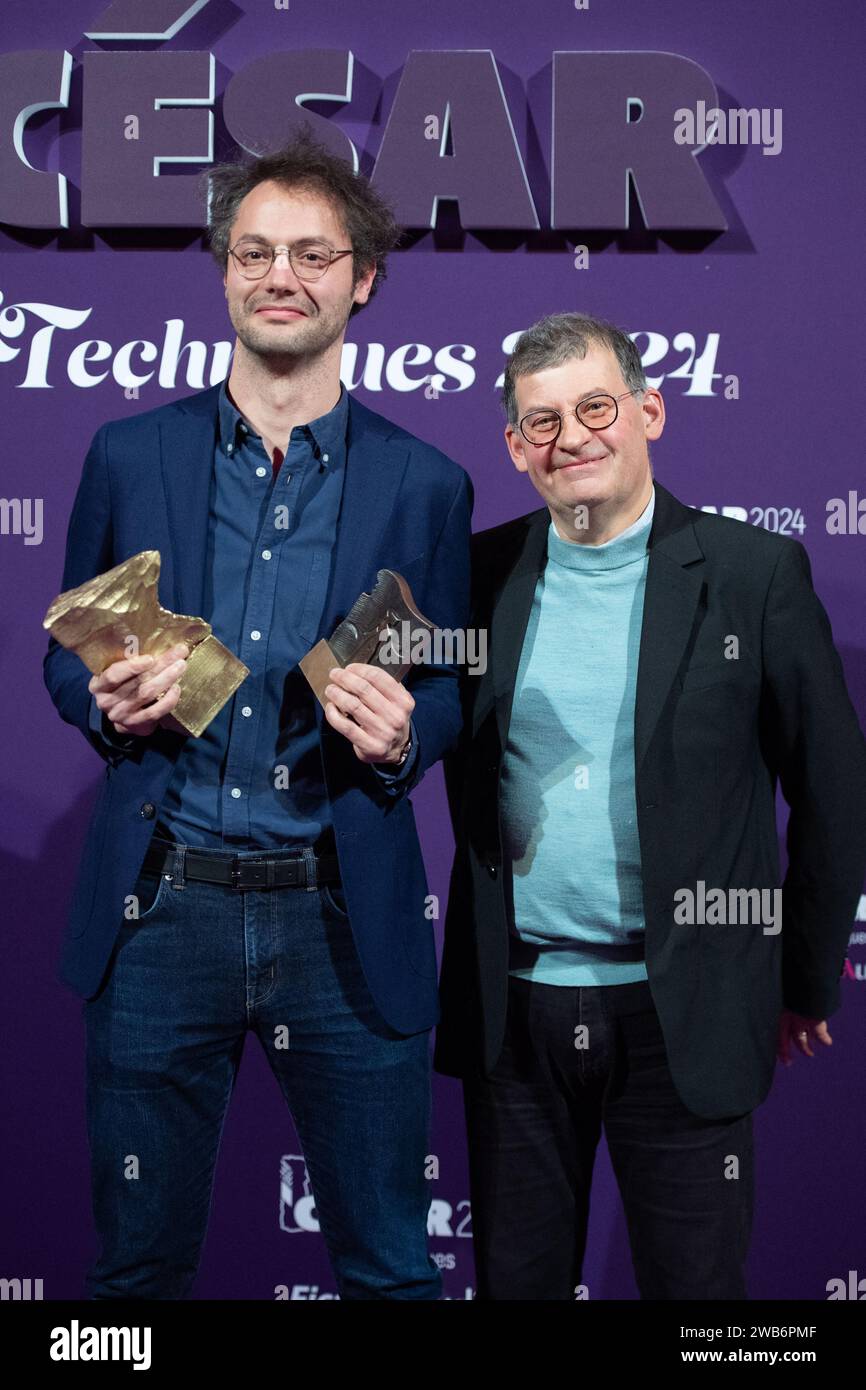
[142, 837, 341, 891]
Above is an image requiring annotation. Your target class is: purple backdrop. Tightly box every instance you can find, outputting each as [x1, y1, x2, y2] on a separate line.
[2, 0, 864, 1301]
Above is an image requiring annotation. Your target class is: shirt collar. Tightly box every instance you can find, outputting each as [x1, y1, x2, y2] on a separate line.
[217, 378, 349, 467]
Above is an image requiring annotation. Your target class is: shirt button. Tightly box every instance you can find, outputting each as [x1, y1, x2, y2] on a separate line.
[241, 706, 252, 717]
[261, 549, 271, 560]
[250, 630, 261, 641]
[322, 453, 329, 463]
[226, 443, 234, 455]
[231, 787, 242, 799]
[255, 466, 268, 478]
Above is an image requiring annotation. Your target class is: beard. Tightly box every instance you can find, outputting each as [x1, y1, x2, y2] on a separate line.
[228, 290, 353, 362]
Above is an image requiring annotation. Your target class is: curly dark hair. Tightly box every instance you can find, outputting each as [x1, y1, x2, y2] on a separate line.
[203, 126, 401, 317]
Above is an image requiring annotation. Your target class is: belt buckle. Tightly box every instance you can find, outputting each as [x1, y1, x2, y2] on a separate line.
[229, 853, 312, 891]
[230, 857, 268, 891]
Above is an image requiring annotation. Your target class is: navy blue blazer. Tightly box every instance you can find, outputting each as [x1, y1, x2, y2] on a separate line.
[44, 383, 473, 1033]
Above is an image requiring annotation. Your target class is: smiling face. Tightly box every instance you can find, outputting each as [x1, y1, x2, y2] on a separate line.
[505, 343, 665, 541]
[223, 179, 375, 363]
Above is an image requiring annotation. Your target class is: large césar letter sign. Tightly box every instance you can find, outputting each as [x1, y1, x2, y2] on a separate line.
[0, 0, 727, 233]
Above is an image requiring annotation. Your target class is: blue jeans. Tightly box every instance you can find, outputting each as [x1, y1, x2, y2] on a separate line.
[83, 843, 440, 1300]
[464, 975, 754, 1300]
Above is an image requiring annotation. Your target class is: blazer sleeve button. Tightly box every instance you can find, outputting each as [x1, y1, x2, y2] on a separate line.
[140, 802, 156, 819]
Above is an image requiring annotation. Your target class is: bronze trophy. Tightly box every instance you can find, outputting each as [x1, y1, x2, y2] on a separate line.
[300, 569, 435, 707]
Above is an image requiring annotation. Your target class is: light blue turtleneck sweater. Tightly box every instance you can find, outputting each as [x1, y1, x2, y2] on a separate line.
[500, 487, 655, 986]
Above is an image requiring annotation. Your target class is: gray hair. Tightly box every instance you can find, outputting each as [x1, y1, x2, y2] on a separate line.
[502, 312, 647, 425]
[203, 125, 401, 318]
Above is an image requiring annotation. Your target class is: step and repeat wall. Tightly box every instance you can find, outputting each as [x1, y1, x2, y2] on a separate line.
[2, 0, 864, 1300]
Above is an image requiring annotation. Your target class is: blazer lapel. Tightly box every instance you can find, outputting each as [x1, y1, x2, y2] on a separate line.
[492, 510, 549, 750]
[316, 394, 409, 638]
[634, 483, 705, 771]
[159, 384, 221, 618]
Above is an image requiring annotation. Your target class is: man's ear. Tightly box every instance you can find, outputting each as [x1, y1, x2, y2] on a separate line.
[505, 424, 529, 474]
[352, 261, 377, 307]
[642, 389, 665, 441]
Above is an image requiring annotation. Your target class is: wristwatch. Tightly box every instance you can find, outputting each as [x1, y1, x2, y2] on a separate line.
[396, 733, 412, 766]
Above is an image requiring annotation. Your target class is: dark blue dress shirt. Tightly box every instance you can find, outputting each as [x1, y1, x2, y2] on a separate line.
[146, 378, 416, 849]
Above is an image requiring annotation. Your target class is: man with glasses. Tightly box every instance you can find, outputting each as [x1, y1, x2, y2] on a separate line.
[435, 311, 866, 1299]
[44, 130, 472, 1300]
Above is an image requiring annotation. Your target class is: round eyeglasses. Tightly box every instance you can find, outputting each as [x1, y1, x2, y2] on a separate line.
[519, 390, 641, 445]
[228, 240, 353, 281]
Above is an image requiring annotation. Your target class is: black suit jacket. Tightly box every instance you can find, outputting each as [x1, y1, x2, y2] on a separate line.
[434, 481, 866, 1117]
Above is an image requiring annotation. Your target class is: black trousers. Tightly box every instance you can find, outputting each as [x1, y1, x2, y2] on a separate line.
[463, 976, 753, 1300]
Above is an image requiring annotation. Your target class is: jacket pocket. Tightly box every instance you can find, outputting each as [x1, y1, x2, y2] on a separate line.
[680, 660, 749, 693]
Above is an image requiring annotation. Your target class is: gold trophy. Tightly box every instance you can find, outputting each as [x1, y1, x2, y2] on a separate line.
[43, 550, 249, 738]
